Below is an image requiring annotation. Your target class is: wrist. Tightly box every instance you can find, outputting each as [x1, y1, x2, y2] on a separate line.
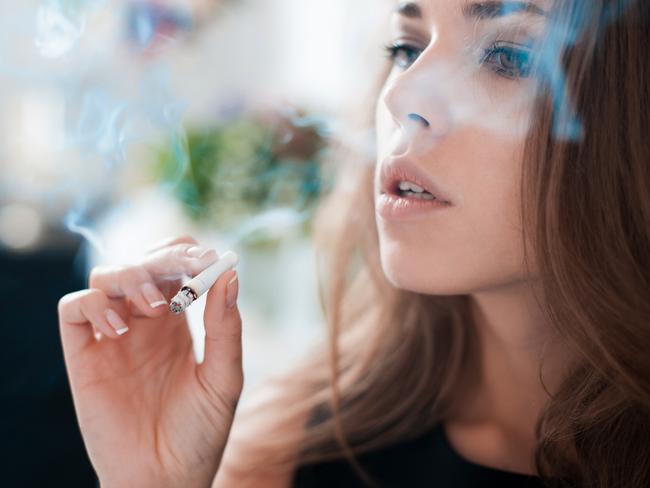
[100, 472, 216, 488]
[98, 461, 219, 488]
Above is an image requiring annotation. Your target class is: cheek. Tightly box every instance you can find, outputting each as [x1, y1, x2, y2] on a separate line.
[376, 141, 534, 295]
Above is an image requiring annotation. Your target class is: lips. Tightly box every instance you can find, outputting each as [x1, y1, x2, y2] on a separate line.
[380, 157, 454, 205]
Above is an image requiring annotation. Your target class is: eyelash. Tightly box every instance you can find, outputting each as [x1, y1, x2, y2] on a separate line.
[383, 41, 534, 80]
[481, 41, 534, 79]
[383, 42, 421, 71]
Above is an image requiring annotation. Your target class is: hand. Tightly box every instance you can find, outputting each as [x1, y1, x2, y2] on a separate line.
[58, 236, 243, 488]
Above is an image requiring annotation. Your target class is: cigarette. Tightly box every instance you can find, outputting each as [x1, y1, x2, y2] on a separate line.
[169, 250, 240, 314]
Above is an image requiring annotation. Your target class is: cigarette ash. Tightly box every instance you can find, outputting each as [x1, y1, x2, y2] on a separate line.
[169, 287, 196, 314]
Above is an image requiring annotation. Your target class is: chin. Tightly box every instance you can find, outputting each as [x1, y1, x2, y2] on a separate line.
[377, 235, 472, 296]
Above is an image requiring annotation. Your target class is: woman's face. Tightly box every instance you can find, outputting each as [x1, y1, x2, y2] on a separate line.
[374, 0, 547, 295]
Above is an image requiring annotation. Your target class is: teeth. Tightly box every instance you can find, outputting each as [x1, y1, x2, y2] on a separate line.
[402, 191, 436, 200]
[398, 181, 425, 193]
[398, 180, 436, 199]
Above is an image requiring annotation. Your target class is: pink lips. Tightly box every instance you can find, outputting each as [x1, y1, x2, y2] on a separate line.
[379, 157, 454, 204]
[376, 157, 455, 221]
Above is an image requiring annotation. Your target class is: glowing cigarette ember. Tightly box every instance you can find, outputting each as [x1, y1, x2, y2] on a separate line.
[169, 250, 239, 314]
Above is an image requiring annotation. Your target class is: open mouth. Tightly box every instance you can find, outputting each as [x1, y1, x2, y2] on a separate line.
[387, 179, 453, 206]
[380, 158, 454, 206]
[393, 180, 438, 201]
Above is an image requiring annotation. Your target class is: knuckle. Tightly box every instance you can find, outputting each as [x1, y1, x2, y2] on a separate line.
[89, 265, 126, 290]
[175, 242, 194, 253]
[88, 265, 110, 287]
[82, 288, 107, 308]
[155, 235, 198, 251]
[58, 289, 93, 307]
[205, 327, 242, 345]
[174, 234, 198, 245]
[170, 243, 195, 261]
[58, 289, 106, 322]
[226, 375, 244, 408]
[197, 371, 242, 415]
[147, 234, 197, 251]
[57, 292, 75, 315]
[223, 327, 243, 342]
[122, 265, 150, 284]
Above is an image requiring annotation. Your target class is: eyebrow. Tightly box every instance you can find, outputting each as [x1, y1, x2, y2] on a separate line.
[462, 1, 546, 19]
[393, 1, 546, 20]
[394, 1, 422, 19]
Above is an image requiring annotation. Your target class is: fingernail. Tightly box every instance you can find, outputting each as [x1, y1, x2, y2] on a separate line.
[226, 273, 239, 309]
[186, 246, 215, 258]
[106, 309, 129, 335]
[141, 282, 167, 308]
[199, 249, 219, 263]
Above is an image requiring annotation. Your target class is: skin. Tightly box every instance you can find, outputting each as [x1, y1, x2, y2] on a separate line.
[374, 0, 571, 476]
[58, 0, 575, 484]
[58, 236, 244, 487]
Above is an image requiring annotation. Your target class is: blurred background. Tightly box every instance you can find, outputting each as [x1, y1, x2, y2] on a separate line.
[0, 0, 390, 484]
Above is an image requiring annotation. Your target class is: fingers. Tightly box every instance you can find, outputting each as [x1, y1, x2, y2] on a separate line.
[145, 235, 198, 254]
[58, 289, 131, 351]
[141, 243, 219, 281]
[88, 241, 219, 317]
[198, 269, 243, 411]
[89, 265, 170, 318]
[59, 235, 223, 355]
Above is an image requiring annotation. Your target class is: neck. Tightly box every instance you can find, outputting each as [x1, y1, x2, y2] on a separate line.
[453, 280, 572, 439]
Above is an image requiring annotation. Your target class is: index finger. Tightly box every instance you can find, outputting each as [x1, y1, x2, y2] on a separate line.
[88, 244, 219, 301]
[145, 235, 198, 254]
[141, 243, 219, 281]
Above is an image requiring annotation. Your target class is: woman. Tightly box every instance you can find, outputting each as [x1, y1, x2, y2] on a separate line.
[57, 0, 650, 486]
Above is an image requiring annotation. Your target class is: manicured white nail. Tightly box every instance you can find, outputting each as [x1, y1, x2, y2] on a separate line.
[226, 273, 239, 310]
[106, 309, 129, 336]
[186, 246, 214, 258]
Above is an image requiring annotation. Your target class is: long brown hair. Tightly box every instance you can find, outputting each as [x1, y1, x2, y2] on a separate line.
[225, 1, 650, 486]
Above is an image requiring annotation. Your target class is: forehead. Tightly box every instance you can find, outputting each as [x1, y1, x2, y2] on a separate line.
[389, 0, 550, 39]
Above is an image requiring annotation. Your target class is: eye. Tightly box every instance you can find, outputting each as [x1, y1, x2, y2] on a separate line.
[383, 42, 423, 70]
[481, 41, 534, 79]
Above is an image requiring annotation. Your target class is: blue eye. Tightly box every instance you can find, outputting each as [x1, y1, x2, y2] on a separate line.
[384, 42, 422, 70]
[481, 41, 534, 79]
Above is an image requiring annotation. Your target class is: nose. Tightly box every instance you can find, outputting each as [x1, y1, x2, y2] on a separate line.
[407, 113, 430, 128]
[381, 57, 453, 139]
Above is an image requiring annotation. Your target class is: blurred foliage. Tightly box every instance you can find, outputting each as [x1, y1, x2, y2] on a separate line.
[152, 105, 331, 246]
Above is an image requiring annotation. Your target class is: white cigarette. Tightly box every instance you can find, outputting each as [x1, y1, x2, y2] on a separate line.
[169, 250, 239, 314]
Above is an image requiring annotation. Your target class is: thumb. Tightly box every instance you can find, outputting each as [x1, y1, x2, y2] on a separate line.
[198, 269, 243, 411]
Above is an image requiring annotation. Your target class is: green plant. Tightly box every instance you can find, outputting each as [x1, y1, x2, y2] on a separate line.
[152, 106, 331, 246]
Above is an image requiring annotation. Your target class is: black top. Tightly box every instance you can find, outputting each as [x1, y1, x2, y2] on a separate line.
[292, 423, 545, 487]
